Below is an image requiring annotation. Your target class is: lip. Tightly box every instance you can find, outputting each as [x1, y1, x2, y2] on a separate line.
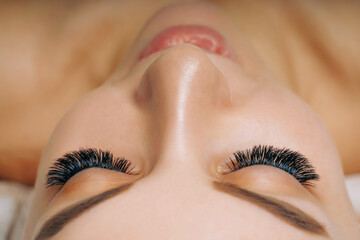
[138, 25, 237, 61]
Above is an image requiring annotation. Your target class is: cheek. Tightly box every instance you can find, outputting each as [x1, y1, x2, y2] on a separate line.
[239, 89, 356, 236]
[232, 86, 339, 167]
[47, 94, 143, 150]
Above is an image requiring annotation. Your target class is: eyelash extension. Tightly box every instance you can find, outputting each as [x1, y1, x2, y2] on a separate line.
[46, 148, 134, 188]
[226, 145, 319, 187]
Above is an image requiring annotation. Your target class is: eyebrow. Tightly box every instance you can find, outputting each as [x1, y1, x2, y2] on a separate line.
[213, 181, 329, 237]
[35, 183, 133, 240]
[35, 182, 329, 240]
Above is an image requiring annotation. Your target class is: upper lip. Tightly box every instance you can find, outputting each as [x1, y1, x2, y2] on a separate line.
[138, 25, 237, 61]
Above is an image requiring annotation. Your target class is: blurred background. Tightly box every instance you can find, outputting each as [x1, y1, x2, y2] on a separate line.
[0, 0, 359, 239]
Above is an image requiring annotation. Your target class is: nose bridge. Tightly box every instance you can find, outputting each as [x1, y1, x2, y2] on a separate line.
[135, 157, 210, 214]
[136, 45, 231, 127]
[124, 166, 216, 238]
[135, 45, 231, 158]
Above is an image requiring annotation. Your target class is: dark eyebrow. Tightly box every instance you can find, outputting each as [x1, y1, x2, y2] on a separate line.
[35, 182, 329, 239]
[213, 181, 329, 237]
[35, 183, 133, 240]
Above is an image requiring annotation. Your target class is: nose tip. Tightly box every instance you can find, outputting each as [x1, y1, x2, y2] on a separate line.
[135, 44, 232, 113]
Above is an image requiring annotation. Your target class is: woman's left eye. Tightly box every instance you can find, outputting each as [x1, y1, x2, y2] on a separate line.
[223, 145, 319, 187]
[46, 148, 134, 188]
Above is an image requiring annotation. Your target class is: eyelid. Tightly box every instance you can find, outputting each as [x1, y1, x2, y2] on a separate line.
[218, 145, 320, 187]
[43, 169, 137, 216]
[46, 148, 136, 188]
[219, 165, 315, 199]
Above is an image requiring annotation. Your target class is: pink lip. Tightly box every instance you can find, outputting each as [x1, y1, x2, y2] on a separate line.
[138, 25, 236, 61]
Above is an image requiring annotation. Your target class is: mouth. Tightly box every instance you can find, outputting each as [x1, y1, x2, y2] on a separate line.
[138, 25, 237, 61]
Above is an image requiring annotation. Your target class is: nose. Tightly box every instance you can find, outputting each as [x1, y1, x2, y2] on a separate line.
[135, 44, 231, 132]
[133, 44, 232, 210]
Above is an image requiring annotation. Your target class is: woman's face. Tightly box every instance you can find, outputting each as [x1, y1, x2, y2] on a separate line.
[24, 2, 359, 240]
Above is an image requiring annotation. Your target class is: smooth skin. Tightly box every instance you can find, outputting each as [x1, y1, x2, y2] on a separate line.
[0, 0, 360, 185]
[17, 1, 360, 239]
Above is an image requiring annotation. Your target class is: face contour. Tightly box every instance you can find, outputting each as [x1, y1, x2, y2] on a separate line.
[23, 2, 359, 240]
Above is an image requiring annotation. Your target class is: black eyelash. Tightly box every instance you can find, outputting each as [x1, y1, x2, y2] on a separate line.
[226, 145, 319, 187]
[46, 148, 134, 188]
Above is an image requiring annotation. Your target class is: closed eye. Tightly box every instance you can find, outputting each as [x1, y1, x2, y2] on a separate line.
[224, 145, 319, 187]
[46, 148, 135, 188]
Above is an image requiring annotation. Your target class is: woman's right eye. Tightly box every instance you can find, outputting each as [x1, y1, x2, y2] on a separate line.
[46, 148, 135, 188]
[221, 145, 320, 187]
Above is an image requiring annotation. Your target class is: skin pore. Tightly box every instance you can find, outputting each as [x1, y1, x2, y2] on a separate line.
[18, 1, 359, 239]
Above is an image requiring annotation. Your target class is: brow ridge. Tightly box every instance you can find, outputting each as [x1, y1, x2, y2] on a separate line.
[35, 181, 329, 239]
[35, 183, 133, 240]
[213, 181, 329, 237]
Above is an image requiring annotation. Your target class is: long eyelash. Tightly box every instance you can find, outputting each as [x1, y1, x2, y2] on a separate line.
[46, 148, 134, 188]
[227, 145, 319, 187]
